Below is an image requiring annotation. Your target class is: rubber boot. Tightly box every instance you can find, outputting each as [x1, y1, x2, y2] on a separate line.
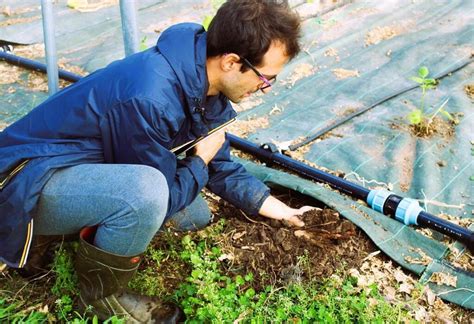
[76, 227, 184, 323]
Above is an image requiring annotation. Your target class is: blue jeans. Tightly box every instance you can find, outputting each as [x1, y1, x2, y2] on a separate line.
[33, 164, 211, 256]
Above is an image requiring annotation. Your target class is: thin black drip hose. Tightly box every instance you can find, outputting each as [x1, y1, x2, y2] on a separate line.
[288, 57, 474, 151]
[1, 50, 472, 249]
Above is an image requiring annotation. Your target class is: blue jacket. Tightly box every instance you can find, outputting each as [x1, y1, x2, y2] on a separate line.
[0, 23, 270, 268]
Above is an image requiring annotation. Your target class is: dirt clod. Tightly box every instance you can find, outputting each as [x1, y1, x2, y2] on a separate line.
[409, 116, 455, 139]
[437, 160, 447, 167]
[464, 83, 474, 100]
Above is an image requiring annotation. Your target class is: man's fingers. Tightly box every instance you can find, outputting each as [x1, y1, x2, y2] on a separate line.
[286, 216, 305, 227]
[296, 205, 321, 215]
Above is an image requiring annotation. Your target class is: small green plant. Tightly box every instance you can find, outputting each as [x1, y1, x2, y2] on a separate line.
[202, 0, 226, 30]
[408, 66, 437, 125]
[174, 235, 257, 322]
[408, 66, 456, 136]
[172, 233, 411, 322]
[0, 298, 48, 322]
[51, 244, 79, 321]
[139, 36, 148, 51]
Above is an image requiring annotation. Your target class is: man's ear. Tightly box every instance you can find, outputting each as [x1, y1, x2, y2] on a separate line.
[221, 53, 241, 72]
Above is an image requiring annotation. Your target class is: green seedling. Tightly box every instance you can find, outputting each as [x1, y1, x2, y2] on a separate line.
[202, 0, 226, 30]
[139, 36, 148, 52]
[408, 66, 437, 125]
[408, 66, 456, 135]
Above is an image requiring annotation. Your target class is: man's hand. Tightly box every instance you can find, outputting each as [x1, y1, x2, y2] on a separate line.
[258, 195, 318, 227]
[193, 130, 226, 164]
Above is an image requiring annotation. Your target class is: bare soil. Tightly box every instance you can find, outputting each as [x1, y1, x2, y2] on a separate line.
[212, 192, 376, 289]
[390, 116, 456, 139]
[409, 116, 456, 138]
[143, 190, 376, 295]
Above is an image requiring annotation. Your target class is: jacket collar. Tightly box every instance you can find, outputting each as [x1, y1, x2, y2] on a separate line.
[157, 23, 228, 137]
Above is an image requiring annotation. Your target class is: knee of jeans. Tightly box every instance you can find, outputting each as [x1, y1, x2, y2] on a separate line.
[168, 195, 211, 231]
[128, 165, 169, 232]
[186, 206, 211, 231]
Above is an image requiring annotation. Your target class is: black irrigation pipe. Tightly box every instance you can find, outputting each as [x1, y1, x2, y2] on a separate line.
[288, 57, 474, 151]
[228, 134, 474, 250]
[2, 50, 473, 250]
[0, 49, 80, 83]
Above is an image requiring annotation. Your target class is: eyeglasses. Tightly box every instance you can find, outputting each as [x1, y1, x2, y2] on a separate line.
[240, 57, 277, 92]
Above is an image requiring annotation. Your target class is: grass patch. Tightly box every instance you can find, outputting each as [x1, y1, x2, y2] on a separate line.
[171, 229, 414, 323]
[1, 216, 467, 322]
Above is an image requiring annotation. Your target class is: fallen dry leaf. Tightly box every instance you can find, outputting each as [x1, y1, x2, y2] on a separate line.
[227, 115, 269, 138]
[399, 282, 414, 294]
[283, 63, 316, 86]
[2, 5, 11, 16]
[232, 231, 246, 240]
[393, 268, 408, 283]
[332, 68, 360, 79]
[383, 286, 396, 301]
[324, 47, 338, 57]
[269, 104, 283, 115]
[233, 97, 264, 113]
[365, 26, 399, 46]
[0, 62, 23, 84]
[428, 272, 457, 288]
[0, 15, 41, 28]
[414, 306, 428, 321]
[67, 0, 118, 12]
[405, 248, 433, 266]
[218, 253, 234, 261]
[425, 287, 437, 306]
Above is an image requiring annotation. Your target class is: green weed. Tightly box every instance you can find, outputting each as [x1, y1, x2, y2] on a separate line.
[202, 0, 226, 30]
[139, 36, 148, 51]
[0, 298, 48, 323]
[51, 244, 79, 321]
[129, 228, 187, 297]
[408, 66, 456, 135]
[173, 234, 412, 322]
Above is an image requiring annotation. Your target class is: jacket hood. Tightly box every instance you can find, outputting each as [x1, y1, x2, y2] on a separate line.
[156, 23, 209, 133]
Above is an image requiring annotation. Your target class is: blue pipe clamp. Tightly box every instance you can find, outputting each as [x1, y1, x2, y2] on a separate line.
[367, 189, 422, 226]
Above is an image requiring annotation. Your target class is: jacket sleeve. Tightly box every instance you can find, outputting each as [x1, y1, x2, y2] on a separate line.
[207, 135, 271, 215]
[100, 98, 208, 218]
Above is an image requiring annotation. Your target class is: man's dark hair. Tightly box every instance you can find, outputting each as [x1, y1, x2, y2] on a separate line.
[207, 0, 301, 70]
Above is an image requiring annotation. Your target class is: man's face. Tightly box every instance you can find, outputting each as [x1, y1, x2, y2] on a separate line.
[220, 41, 289, 103]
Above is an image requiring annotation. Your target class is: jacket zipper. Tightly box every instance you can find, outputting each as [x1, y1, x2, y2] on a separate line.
[192, 97, 208, 125]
